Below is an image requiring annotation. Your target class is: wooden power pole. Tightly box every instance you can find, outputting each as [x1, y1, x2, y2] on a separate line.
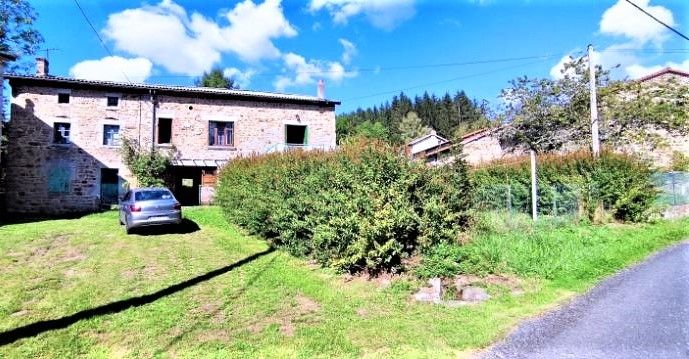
[588, 44, 600, 158]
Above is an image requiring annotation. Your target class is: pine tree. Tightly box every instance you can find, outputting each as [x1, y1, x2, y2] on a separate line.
[398, 111, 431, 143]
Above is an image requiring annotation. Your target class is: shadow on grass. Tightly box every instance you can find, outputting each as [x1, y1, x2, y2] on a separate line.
[130, 218, 201, 236]
[0, 247, 275, 346]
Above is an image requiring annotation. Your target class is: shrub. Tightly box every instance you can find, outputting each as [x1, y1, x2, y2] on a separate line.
[120, 137, 172, 187]
[215, 139, 472, 273]
[471, 150, 658, 222]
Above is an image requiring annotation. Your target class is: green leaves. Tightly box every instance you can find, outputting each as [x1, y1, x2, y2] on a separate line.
[215, 139, 473, 273]
[119, 137, 172, 188]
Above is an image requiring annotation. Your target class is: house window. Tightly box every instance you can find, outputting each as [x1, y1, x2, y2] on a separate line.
[209, 121, 234, 146]
[53, 122, 71, 144]
[103, 125, 120, 146]
[107, 96, 119, 107]
[158, 118, 172, 144]
[58, 93, 70, 104]
[285, 125, 307, 146]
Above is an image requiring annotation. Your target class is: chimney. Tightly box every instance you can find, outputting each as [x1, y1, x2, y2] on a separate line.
[36, 57, 49, 77]
[317, 79, 325, 99]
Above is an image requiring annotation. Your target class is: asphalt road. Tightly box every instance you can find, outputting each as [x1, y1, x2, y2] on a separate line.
[481, 242, 689, 359]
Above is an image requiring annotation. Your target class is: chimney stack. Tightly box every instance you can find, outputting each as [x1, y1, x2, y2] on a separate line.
[317, 79, 325, 99]
[36, 57, 49, 77]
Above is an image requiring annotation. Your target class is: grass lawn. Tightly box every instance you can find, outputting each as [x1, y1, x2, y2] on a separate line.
[1, 207, 688, 358]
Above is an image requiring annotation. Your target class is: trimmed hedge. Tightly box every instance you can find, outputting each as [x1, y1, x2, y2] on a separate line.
[471, 150, 658, 222]
[215, 140, 472, 273]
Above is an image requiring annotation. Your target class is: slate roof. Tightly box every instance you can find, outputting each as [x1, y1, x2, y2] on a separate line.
[4, 73, 340, 106]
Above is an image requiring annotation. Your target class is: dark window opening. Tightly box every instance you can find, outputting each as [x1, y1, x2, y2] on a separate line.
[285, 125, 307, 146]
[103, 125, 120, 146]
[209, 121, 234, 146]
[58, 93, 70, 104]
[53, 122, 71, 144]
[107, 96, 119, 107]
[158, 118, 172, 144]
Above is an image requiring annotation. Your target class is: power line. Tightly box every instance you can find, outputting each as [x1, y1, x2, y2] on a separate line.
[146, 54, 567, 79]
[624, 0, 689, 41]
[72, 0, 132, 84]
[342, 56, 558, 102]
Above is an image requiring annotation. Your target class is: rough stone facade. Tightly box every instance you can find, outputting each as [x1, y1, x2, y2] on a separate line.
[5, 78, 337, 214]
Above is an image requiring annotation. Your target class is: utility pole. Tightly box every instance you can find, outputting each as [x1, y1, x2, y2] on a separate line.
[530, 149, 538, 221]
[588, 44, 600, 158]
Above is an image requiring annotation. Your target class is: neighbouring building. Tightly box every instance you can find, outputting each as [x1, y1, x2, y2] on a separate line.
[4, 58, 339, 214]
[407, 127, 515, 166]
[411, 67, 689, 168]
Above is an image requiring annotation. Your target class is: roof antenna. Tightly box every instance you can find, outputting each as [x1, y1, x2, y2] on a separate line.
[41, 48, 60, 62]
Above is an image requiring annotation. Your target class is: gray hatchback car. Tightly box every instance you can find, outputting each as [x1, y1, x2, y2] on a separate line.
[119, 187, 182, 234]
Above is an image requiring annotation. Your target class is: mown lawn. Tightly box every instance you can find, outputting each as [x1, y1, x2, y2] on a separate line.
[0, 207, 688, 358]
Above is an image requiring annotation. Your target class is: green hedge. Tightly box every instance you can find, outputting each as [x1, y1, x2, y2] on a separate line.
[471, 150, 658, 222]
[215, 140, 472, 273]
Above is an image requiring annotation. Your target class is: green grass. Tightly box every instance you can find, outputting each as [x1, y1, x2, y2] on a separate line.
[1, 207, 688, 358]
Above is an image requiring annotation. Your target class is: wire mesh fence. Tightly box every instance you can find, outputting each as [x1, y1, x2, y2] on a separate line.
[474, 172, 689, 221]
[473, 182, 583, 218]
[654, 172, 689, 207]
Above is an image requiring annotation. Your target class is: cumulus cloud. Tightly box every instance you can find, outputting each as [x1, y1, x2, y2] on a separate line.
[102, 0, 296, 75]
[69, 56, 153, 83]
[549, 44, 638, 80]
[309, 0, 416, 30]
[273, 52, 356, 91]
[223, 67, 256, 88]
[626, 59, 689, 79]
[600, 0, 675, 45]
[339, 38, 357, 64]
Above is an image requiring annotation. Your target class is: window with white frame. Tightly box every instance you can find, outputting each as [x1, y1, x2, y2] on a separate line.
[103, 124, 120, 146]
[53, 122, 71, 144]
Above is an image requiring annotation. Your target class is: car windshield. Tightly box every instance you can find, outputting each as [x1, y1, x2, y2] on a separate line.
[134, 190, 174, 201]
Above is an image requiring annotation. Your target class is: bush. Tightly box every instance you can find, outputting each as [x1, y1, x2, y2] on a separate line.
[215, 139, 472, 273]
[471, 150, 658, 222]
[120, 137, 172, 187]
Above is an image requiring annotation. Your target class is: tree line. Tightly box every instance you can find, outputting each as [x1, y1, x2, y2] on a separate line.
[336, 90, 494, 144]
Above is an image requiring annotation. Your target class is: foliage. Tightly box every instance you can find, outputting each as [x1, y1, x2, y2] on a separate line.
[336, 90, 490, 144]
[351, 120, 389, 141]
[417, 214, 689, 282]
[500, 55, 689, 152]
[398, 111, 431, 143]
[196, 67, 238, 89]
[670, 151, 689, 172]
[471, 150, 658, 222]
[0, 0, 43, 71]
[119, 137, 172, 188]
[215, 139, 472, 273]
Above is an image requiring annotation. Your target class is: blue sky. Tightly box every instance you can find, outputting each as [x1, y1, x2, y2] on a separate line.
[28, 0, 689, 113]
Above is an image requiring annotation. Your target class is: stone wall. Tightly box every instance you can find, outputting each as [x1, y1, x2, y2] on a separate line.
[5, 84, 336, 214]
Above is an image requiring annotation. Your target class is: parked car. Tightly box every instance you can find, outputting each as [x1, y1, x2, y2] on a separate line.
[119, 187, 182, 234]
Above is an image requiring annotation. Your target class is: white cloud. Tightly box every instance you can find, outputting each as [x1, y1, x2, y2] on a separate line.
[273, 52, 356, 91]
[626, 59, 689, 79]
[223, 67, 256, 88]
[549, 44, 638, 80]
[339, 38, 357, 64]
[69, 56, 153, 83]
[103, 0, 296, 76]
[309, 0, 416, 30]
[600, 0, 675, 45]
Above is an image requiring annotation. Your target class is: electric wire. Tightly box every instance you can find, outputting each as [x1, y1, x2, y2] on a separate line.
[624, 0, 689, 41]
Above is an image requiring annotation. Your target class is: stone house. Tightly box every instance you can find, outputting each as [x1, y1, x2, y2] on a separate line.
[4, 58, 338, 214]
[412, 67, 689, 168]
